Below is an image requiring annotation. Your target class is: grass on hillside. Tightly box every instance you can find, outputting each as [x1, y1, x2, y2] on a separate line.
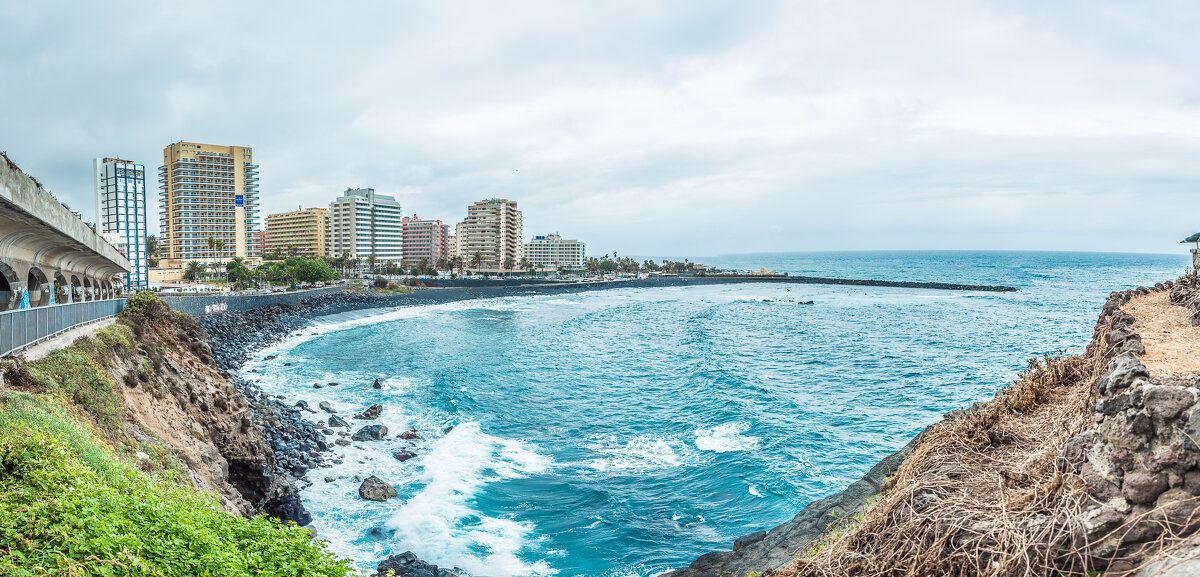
[0, 291, 354, 576]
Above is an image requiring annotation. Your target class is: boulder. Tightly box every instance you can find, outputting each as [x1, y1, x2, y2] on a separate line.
[394, 450, 417, 462]
[1097, 356, 1150, 396]
[358, 476, 397, 502]
[352, 425, 388, 441]
[399, 428, 420, 440]
[373, 377, 385, 389]
[356, 404, 383, 420]
[329, 415, 349, 428]
[319, 401, 337, 414]
[377, 551, 460, 577]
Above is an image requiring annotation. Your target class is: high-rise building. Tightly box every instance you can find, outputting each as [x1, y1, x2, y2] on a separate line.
[93, 157, 148, 289]
[446, 234, 457, 261]
[251, 230, 265, 256]
[265, 207, 330, 258]
[525, 234, 586, 271]
[455, 199, 523, 271]
[329, 188, 403, 264]
[159, 141, 259, 263]
[400, 215, 449, 267]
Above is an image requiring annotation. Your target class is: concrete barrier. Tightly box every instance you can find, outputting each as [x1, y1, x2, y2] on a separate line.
[162, 286, 343, 316]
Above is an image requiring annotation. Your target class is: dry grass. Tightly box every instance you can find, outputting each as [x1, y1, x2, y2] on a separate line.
[1125, 291, 1200, 376]
[779, 350, 1106, 577]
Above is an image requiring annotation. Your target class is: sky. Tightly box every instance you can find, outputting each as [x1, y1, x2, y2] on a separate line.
[1, 1, 1198, 256]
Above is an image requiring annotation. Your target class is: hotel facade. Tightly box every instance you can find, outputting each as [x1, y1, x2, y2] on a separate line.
[158, 141, 259, 263]
[525, 234, 586, 271]
[93, 157, 149, 289]
[399, 215, 450, 267]
[264, 207, 330, 258]
[455, 199, 523, 271]
[329, 188, 403, 263]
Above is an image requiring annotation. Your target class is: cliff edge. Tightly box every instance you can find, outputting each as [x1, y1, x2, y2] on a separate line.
[669, 275, 1200, 576]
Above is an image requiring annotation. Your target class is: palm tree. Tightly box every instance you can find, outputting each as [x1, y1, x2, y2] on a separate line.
[519, 257, 531, 277]
[470, 252, 483, 273]
[503, 255, 515, 275]
[183, 261, 204, 281]
[366, 254, 377, 275]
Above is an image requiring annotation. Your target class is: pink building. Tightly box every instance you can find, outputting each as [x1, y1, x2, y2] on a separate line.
[400, 215, 450, 267]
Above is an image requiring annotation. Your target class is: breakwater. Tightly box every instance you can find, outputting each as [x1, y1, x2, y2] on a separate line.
[420, 275, 1018, 292]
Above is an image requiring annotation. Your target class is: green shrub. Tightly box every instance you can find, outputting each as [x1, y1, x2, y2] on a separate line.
[0, 392, 352, 577]
[121, 290, 171, 320]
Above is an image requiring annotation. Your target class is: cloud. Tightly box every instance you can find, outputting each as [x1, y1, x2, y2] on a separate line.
[1, 0, 1198, 256]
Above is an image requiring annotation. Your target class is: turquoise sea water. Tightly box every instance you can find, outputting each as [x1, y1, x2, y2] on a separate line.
[243, 251, 1189, 576]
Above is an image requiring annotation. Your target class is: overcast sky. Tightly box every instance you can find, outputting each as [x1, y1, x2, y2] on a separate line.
[2, 1, 1198, 256]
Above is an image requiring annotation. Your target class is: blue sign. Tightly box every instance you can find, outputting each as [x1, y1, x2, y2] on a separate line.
[235, 195, 244, 207]
[19, 288, 29, 310]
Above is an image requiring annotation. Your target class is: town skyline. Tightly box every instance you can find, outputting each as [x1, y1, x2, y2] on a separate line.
[4, 2, 1200, 256]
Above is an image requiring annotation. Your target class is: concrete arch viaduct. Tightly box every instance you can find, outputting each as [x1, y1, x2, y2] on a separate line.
[0, 153, 130, 311]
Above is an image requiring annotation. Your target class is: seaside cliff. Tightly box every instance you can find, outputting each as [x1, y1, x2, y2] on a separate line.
[8, 277, 1200, 575]
[668, 275, 1200, 576]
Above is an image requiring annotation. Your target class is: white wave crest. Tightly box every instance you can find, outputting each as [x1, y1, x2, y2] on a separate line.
[694, 422, 760, 453]
[587, 435, 698, 472]
[383, 422, 553, 576]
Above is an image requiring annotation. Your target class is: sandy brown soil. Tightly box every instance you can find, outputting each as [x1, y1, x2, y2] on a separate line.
[1125, 291, 1200, 376]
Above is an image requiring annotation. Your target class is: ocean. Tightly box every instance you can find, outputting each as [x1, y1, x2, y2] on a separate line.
[240, 251, 1189, 576]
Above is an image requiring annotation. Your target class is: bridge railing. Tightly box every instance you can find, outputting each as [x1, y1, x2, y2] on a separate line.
[0, 299, 126, 358]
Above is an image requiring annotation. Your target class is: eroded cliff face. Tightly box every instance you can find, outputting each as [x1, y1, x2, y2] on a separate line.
[110, 313, 277, 517]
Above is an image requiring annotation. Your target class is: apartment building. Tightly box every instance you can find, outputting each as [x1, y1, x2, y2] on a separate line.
[329, 188, 403, 263]
[525, 234, 586, 271]
[399, 215, 449, 267]
[455, 199, 523, 271]
[93, 157, 149, 289]
[158, 141, 259, 263]
[264, 207, 330, 258]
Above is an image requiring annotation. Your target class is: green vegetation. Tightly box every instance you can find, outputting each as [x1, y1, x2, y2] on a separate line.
[0, 292, 353, 576]
[0, 393, 351, 576]
[258, 257, 337, 286]
[11, 324, 133, 432]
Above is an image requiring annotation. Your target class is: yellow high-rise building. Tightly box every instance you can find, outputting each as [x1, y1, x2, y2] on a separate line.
[159, 141, 259, 263]
[264, 207, 330, 258]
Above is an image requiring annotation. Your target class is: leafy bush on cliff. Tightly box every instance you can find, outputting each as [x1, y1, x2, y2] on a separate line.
[0, 392, 352, 577]
[6, 324, 134, 432]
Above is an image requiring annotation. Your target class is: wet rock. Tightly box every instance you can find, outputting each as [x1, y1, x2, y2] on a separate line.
[313, 382, 323, 389]
[352, 425, 387, 441]
[399, 428, 420, 440]
[377, 551, 460, 577]
[442, 425, 454, 434]
[324, 476, 336, 483]
[328, 415, 349, 428]
[319, 401, 337, 414]
[393, 450, 417, 462]
[358, 476, 397, 502]
[355, 404, 383, 420]
[373, 377, 385, 389]
[734, 531, 766, 552]
[334, 439, 350, 446]
[263, 493, 312, 526]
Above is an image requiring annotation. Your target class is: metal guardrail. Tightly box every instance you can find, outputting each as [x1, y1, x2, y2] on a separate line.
[0, 299, 126, 358]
